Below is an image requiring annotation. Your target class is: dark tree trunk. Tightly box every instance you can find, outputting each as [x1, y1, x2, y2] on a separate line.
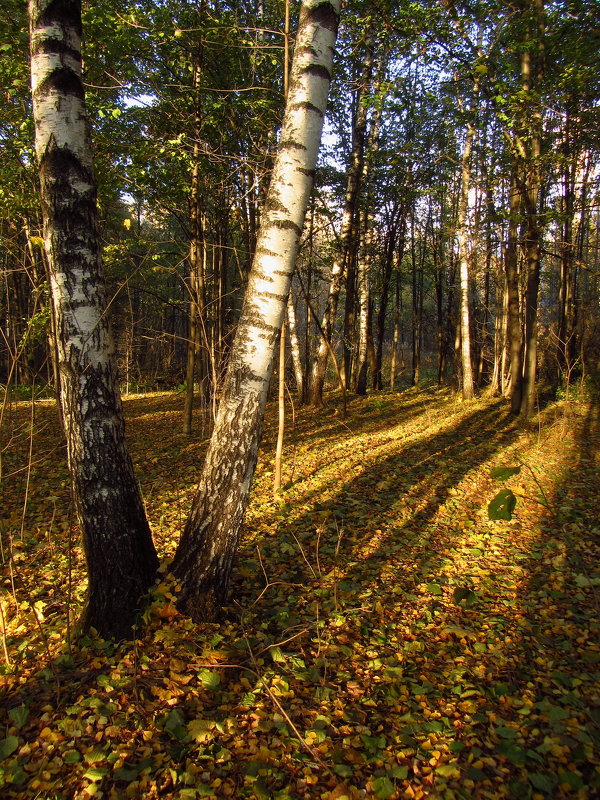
[505, 173, 523, 413]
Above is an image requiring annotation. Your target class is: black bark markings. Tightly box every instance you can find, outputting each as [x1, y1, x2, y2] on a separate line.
[303, 64, 332, 81]
[268, 219, 303, 236]
[37, 0, 83, 37]
[256, 289, 288, 302]
[240, 313, 280, 336]
[264, 196, 289, 214]
[295, 44, 318, 60]
[31, 37, 82, 62]
[39, 142, 93, 183]
[279, 139, 308, 151]
[35, 66, 85, 100]
[305, 1, 339, 33]
[290, 100, 324, 117]
[255, 246, 279, 258]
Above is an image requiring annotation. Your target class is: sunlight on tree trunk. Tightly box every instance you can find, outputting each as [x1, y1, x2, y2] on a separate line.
[172, 0, 341, 622]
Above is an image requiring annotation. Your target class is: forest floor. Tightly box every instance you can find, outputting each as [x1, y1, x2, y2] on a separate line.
[0, 386, 599, 800]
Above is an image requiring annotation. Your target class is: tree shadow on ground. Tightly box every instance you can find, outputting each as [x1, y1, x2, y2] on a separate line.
[230, 396, 600, 797]
[2, 392, 598, 799]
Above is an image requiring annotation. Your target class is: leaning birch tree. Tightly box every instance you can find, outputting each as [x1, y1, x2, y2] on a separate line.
[28, 0, 158, 639]
[172, 0, 341, 621]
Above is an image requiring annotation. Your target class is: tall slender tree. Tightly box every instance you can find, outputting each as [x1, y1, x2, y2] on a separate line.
[28, 0, 158, 638]
[172, 0, 341, 621]
[308, 27, 373, 406]
[455, 72, 480, 401]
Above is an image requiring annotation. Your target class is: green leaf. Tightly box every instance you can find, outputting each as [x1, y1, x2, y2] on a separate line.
[466, 767, 486, 781]
[548, 705, 569, 722]
[388, 765, 408, 779]
[333, 764, 353, 777]
[497, 740, 526, 765]
[114, 764, 140, 782]
[83, 766, 109, 781]
[426, 583, 443, 595]
[0, 736, 19, 760]
[373, 776, 395, 799]
[187, 719, 216, 744]
[453, 586, 477, 606]
[269, 646, 286, 662]
[558, 770, 584, 789]
[529, 772, 556, 792]
[490, 466, 521, 481]
[495, 726, 519, 739]
[63, 750, 81, 764]
[85, 748, 106, 764]
[436, 763, 460, 778]
[164, 709, 187, 741]
[488, 489, 517, 521]
[197, 669, 221, 691]
[8, 705, 28, 729]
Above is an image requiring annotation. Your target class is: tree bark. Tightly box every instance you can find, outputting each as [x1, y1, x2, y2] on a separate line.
[28, 0, 158, 639]
[184, 39, 208, 434]
[375, 211, 404, 390]
[287, 293, 304, 399]
[355, 58, 384, 395]
[308, 33, 373, 406]
[410, 210, 422, 387]
[172, 0, 340, 622]
[273, 320, 286, 495]
[505, 172, 523, 411]
[456, 87, 477, 400]
[389, 263, 403, 391]
[519, 0, 545, 419]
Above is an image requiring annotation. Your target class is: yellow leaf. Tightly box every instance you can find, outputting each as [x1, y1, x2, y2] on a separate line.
[187, 719, 216, 744]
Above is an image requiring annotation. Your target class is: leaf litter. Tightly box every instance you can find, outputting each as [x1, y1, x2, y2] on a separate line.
[0, 388, 598, 799]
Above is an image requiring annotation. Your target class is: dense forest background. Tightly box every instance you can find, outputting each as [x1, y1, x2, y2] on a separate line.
[1, 1, 600, 799]
[1, 0, 598, 411]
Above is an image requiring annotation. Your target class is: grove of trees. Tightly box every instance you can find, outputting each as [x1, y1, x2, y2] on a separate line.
[1, 0, 599, 636]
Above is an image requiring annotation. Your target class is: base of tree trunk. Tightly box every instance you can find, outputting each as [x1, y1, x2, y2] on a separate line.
[81, 562, 157, 641]
[175, 584, 221, 624]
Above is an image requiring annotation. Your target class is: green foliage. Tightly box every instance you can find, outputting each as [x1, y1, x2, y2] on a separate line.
[490, 466, 521, 481]
[7, 706, 28, 730]
[0, 737, 18, 760]
[488, 488, 517, 521]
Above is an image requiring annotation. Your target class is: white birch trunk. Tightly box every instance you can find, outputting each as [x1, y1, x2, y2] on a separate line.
[172, 0, 341, 621]
[29, 0, 158, 638]
[287, 293, 305, 399]
[355, 68, 384, 395]
[456, 111, 477, 400]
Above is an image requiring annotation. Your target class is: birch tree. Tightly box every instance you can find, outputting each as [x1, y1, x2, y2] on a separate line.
[28, 0, 158, 639]
[172, 0, 341, 621]
[455, 75, 479, 401]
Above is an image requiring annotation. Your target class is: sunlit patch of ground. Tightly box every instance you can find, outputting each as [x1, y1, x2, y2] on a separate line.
[0, 389, 598, 799]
